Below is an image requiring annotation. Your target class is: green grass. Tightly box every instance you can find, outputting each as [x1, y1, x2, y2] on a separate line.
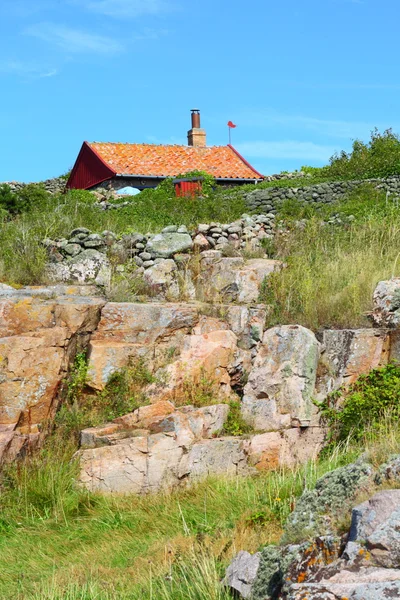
[0, 433, 354, 600]
[1, 387, 400, 599]
[261, 185, 400, 330]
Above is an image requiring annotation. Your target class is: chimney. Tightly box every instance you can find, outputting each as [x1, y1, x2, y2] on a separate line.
[187, 109, 206, 147]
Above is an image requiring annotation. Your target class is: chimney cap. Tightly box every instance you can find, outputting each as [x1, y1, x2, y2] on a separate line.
[191, 108, 200, 112]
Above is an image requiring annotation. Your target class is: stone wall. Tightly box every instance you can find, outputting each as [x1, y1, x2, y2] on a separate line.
[245, 175, 400, 213]
[2, 177, 66, 195]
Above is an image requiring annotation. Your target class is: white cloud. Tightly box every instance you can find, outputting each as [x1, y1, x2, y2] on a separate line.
[24, 22, 123, 54]
[235, 141, 338, 163]
[76, 0, 172, 18]
[0, 60, 58, 78]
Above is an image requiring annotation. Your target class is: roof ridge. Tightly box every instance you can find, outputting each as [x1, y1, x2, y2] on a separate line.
[89, 141, 227, 148]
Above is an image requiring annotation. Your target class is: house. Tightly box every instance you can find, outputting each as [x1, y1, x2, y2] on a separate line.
[66, 110, 264, 192]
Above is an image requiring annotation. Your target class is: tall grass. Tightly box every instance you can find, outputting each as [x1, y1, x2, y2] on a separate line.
[0, 188, 246, 285]
[262, 186, 400, 330]
[1, 413, 399, 598]
[0, 430, 350, 600]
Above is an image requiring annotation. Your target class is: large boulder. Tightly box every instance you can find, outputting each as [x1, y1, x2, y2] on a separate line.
[316, 328, 389, 399]
[282, 459, 374, 543]
[46, 249, 111, 286]
[145, 232, 193, 258]
[86, 302, 199, 390]
[347, 490, 400, 568]
[247, 427, 325, 471]
[146, 329, 239, 403]
[241, 325, 320, 431]
[197, 255, 281, 304]
[143, 259, 195, 301]
[77, 433, 250, 494]
[372, 278, 400, 327]
[0, 289, 104, 461]
[287, 568, 400, 600]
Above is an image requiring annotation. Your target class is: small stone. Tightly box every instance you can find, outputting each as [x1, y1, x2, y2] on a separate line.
[228, 225, 242, 234]
[84, 240, 105, 249]
[63, 243, 82, 256]
[139, 252, 152, 261]
[143, 260, 155, 268]
[197, 224, 209, 233]
[161, 225, 178, 233]
[70, 227, 90, 236]
[193, 233, 210, 251]
[216, 236, 229, 245]
[135, 243, 145, 250]
[133, 256, 144, 267]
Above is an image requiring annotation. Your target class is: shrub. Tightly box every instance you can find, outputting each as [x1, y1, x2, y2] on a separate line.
[318, 362, 400, 445]
[322, 128, 400, 180]
[0, 184, 16, 215]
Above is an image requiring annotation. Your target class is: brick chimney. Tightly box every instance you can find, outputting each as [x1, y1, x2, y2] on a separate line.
[187, 109, 206, 147]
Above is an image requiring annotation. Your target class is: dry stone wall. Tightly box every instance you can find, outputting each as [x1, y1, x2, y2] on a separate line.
[245, 175, 400, 213]
[2, 177, 66, 195]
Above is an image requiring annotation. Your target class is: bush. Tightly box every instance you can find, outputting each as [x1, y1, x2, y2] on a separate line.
[319, 362, 400, 444]
[322, 128, 400, 180]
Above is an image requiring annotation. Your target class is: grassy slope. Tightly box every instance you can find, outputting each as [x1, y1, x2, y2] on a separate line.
[262, 185, 400, 330]
[0, 438, 354, 600]
[1, 419, 399, 600]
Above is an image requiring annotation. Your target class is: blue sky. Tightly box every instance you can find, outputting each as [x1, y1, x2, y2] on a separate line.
[1, 0, 399, 181]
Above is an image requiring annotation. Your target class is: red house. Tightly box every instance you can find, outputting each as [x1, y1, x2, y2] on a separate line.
[66, 110, 264, 192]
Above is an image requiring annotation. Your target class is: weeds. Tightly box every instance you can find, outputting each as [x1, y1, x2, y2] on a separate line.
[222, 400, 254, 437]
[56, 357, 153, 440]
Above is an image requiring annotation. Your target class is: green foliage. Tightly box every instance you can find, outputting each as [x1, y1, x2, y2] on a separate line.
[176, 369, 220, 408]
[56, 356, 153, 440]
[0, 183, 51, 216]
[0, 439, 353, 598]
[222, 400, 254, 436]
[319, 363, 400, 445]
[322, 128, 400, 180]
[174, 169, 216, 196]
[0, 184, 16, 216]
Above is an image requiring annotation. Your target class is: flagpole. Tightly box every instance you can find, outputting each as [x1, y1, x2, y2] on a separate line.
[229, 126, 231, 145]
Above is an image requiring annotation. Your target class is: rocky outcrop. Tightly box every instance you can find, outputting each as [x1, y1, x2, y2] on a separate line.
[241, 325, 320, 431]
[372, 278, 400, 328]
[316, 328, 390, 398]
[223, 550, 261, 599]
[76, 400, 323, 494]
[197, 253, 281, 304]
[0, 285, 105, 462]
[225, 462, 400, 600]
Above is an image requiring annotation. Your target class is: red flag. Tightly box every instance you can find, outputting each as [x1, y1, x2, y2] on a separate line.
[227, 121, 237, 128]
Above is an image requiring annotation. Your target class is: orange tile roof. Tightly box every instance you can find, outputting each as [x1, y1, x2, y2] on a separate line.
[88, 142, 263, 180]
